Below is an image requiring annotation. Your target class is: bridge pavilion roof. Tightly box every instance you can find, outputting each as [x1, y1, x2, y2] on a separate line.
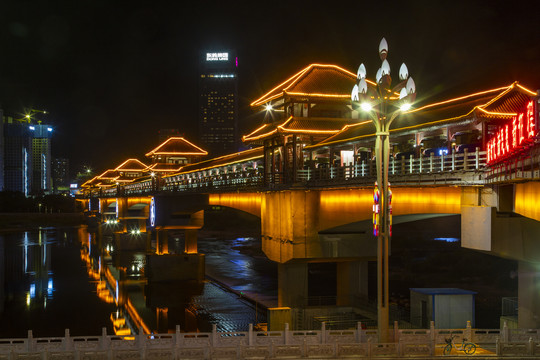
[306, 82, 537, 150]
[250, 64, 376, 108]
[165, 147, 263, 176]
[145, 137, 208, 157]
[242, 116, 358, 144]
[146, 162, 183, 173]
[114, 158, 149, 172]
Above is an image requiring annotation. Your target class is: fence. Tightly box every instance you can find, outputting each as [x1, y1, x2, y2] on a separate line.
[2, 321, 540, 359]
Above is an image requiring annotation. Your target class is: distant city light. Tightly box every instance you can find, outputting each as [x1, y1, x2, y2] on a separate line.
[29, 126, 35, 130]
[47, 127, 52, 131]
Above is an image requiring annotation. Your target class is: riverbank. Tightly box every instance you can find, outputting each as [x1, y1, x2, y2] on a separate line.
[0, 212, 86, 232]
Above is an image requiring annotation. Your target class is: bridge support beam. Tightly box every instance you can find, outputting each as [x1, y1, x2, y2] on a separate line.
[185, 229, 198, 254]
[278, 262, 308, 308]
[337, 261, 369, 307]
[156, 230, 169, 255]
[518, 261, 540, 329]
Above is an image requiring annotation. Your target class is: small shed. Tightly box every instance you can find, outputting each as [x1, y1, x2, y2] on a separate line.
[410, 288, 476, 329]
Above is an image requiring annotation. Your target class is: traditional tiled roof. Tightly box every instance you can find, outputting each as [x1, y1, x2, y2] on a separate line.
[145, 137, 208, 157]
[475, 83, 537, 120]
[114, 158, 148, 172]
[250, 64, 376, 107]
[167, 147, 264, 175]
[147, 163, 183, 172]
[307, 83, 537, 150]
[81, 176, 102, 188]
[242, 123, 278, 142]
[97, 170, 119, 180]
[242, 116, 357, 143]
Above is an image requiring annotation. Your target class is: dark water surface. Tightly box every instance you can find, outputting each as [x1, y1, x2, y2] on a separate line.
[0, 214, 518, 338]
[0, 226, 275, 338]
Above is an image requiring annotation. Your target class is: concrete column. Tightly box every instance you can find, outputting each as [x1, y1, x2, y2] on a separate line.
[138, 219, 146, 233]
[185, 229, 198, 254]
[278, 262, 308, 307]
[337, 261, 369, 306]
[518, 261, 540, 328]
[156, 230, 168, 255]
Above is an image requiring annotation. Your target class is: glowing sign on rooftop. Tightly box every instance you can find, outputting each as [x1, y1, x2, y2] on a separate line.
[487, 100, 537, 164]
[206, 52, 229, 61]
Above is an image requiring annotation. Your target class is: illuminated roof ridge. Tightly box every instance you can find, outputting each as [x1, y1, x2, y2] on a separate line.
[166, 147, 264, 177]
[97, 169, 119, 180]
[145, 137, 208, 157]
[408, 85, 512, 114]
[114, 158, 149, 171]
[250, 64, 374, 107]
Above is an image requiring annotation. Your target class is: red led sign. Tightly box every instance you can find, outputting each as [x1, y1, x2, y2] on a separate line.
[487, 100, 537, 164]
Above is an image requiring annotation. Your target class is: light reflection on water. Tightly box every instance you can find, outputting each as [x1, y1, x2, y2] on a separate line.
[0, 226, 269, 338]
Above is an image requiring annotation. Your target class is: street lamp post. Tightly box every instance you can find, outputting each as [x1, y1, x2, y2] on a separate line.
[351, 38, 416, 342]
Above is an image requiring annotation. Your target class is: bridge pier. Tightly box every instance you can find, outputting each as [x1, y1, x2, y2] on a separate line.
[518, 261, 540, 328]
[155, 229, 168, 254]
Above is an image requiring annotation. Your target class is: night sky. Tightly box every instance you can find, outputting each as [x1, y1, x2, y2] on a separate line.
[1, 1, 540, 175]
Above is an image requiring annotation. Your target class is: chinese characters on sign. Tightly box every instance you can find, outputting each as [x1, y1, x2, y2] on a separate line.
[487, 101, 537, 164]
[206, 52, 229, 61]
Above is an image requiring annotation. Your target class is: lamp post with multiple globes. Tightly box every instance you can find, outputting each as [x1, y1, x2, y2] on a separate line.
[351, 38, 416, 342]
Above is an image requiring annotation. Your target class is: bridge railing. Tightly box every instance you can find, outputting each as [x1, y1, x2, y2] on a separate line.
[297, 148, 486, 184]
[86, 149, 487, 198]
[1, 322, 538, 358]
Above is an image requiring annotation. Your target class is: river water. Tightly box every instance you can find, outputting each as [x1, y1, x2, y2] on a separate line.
[0, 226, 277, 338]
[0, 214, 518, 338]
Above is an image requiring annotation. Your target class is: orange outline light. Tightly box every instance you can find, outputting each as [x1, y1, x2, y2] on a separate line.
[250, 64, 376, 107]
[476, 107, 516, 117]
[408, 86, 511, 114]
[145, 137, 208, 157]
[171, 154, 263, 176]
[114, 159, 149, 171]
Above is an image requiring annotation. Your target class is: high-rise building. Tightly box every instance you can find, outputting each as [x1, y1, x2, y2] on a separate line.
[2, 114, 53, 195]
[52, 158, 69, 194]
[30, 125, 53, 194]
[0, 108, 3, 191]
[198, 50, 239, 156]
[3, 117, 33, 195]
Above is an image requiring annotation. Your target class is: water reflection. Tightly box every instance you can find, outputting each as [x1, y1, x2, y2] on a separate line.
[20, 230, 55, 309]
[0, 226, 269, 338]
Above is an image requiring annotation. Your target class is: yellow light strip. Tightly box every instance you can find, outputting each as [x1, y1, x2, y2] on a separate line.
[515, 83, 537, 96]
[282, 128, 341, 134]
[285, 92, 352, 99]
[243, 124, 273, 139]
[242, 128, 278, 141]
[408, 86, 510, 113]
[477, 83, 517, 109]
[250, 66, 312, 106]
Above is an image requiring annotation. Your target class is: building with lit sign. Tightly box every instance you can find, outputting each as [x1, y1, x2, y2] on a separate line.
[198, 50, 239, 157]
